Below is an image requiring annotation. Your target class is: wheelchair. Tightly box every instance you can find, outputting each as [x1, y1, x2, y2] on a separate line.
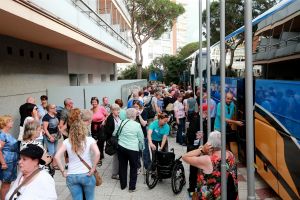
[146, 148, 186, 194]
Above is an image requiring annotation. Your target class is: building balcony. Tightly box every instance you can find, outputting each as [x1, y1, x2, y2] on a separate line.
[0, 0, 132, 63]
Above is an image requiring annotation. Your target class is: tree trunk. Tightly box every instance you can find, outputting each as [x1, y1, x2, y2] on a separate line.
[227, 48, 235, 70]
[135, 44, 143, 79]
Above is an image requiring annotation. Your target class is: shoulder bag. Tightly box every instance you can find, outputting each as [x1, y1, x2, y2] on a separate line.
[105, 120, 129, 156]
[144, 96, 156, 119]
[9, 168, 42, 200]
[77, 154, 102, 186]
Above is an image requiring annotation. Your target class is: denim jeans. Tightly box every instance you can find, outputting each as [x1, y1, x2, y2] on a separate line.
[176, 118, 186, 145]
[66, 173, 96, 200]
[143, 138, 151, 169]
[45, 139, 58, 156]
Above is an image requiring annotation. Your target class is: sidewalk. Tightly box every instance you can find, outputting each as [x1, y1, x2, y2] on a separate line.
[54, 136, 279, 200]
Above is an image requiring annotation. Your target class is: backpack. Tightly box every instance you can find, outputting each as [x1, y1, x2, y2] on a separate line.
[144, 96, 156, 119]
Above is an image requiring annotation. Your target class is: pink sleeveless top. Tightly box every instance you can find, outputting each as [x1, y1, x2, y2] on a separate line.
[92, 106, 107, 122]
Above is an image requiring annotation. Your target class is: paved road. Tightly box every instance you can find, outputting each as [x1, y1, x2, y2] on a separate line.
[54, 136, 278, 200]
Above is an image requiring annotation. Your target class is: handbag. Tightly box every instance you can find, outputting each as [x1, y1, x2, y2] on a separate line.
[144, 96, 156, 119]
[166, 103, 174, 111]
[91, 121, 106, 141]
[77, 154, 102, 186]
[105, 120, 129, 156]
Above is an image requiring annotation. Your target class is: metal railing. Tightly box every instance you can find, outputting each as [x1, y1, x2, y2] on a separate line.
[255, 34, 300, 53]
[72, 0, 132, 49]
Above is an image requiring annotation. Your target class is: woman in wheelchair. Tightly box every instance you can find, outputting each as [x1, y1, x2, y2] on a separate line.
[147, 112, 170, 153]
[182, 131, 238, 200]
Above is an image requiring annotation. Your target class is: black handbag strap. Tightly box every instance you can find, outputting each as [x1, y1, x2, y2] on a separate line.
[145, 96, 153, 107]
[116, 119, 130, 138]
[9, 168, 42, 200]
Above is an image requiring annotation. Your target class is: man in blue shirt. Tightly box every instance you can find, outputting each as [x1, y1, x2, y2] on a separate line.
[127, 91, 144, 108]
[214, 92, 243, 156]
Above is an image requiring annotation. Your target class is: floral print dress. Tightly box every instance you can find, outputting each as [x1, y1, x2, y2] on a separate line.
[194, 151, 238, 200]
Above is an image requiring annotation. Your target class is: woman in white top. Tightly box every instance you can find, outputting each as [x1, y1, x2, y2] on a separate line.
[5, 144, 57, 200]
[174, 94, 186, 145]
[55, 119, 100, 200]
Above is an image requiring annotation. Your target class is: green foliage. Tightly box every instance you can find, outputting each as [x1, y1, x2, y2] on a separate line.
[125, 0, 185, 78]
[151, 54, 191, 85]
[177, 42, 199, 59]
[177, 41, 207, 60]
[118, 64, 149, 80]
[202, 0, 278, 45]
[126, 0, 185, 43]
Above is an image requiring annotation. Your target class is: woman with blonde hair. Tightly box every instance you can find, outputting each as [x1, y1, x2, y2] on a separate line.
[0, 115, 19, 200]
[21, 120, 42, 147]
[21, 120, 54, 175]
[55, 119, 100, 200]
[68, 108, 82, 126]
[42, 104, 60, 168]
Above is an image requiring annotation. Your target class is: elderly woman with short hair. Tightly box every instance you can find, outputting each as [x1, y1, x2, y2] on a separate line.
[5, 144, 57, 200]
[113, 108, 144, 192]
[182, 131, 238, 199]
[104, 104, 121, 179]
[0, 115, 19, 200]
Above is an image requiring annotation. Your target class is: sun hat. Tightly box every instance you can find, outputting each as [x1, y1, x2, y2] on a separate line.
[19, 144, 45, 165]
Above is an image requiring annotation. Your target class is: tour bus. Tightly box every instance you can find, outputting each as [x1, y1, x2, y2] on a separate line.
[252, 1, 300, 199]
[203, 0, 300, 199]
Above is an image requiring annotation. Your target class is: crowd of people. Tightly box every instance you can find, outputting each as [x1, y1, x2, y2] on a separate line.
[0, 82, 243, 199]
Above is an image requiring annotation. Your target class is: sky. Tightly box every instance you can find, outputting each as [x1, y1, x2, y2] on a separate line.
[186, 0, 207, 43]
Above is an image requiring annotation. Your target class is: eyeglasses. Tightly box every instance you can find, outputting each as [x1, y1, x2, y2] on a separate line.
[161, 113, 169, 118]
[50, 107, 56, 109]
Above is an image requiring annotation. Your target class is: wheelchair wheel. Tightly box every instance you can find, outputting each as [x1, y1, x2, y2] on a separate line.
[171, 163, 186, 194]
[146, 163, 159, 189]
[169, 121, 177, 138]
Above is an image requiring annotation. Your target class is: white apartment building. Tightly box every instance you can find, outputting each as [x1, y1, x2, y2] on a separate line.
[142, 0, 191, 67]
[0, 0, 132, 130]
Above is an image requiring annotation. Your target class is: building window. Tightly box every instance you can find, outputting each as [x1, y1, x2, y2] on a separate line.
[69, 74, 79, 86]
[46, 54, 50, 61]
[101, 74, 106, 82]
[110, 74, 115, 81]
[7, 47, 12, 55]
[19, 49, 24, 56]
[148, 52, 153, 59]
[88, 74, 93, 84]
[39, 52, 42, 60]
[30, 51, 34, 58]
